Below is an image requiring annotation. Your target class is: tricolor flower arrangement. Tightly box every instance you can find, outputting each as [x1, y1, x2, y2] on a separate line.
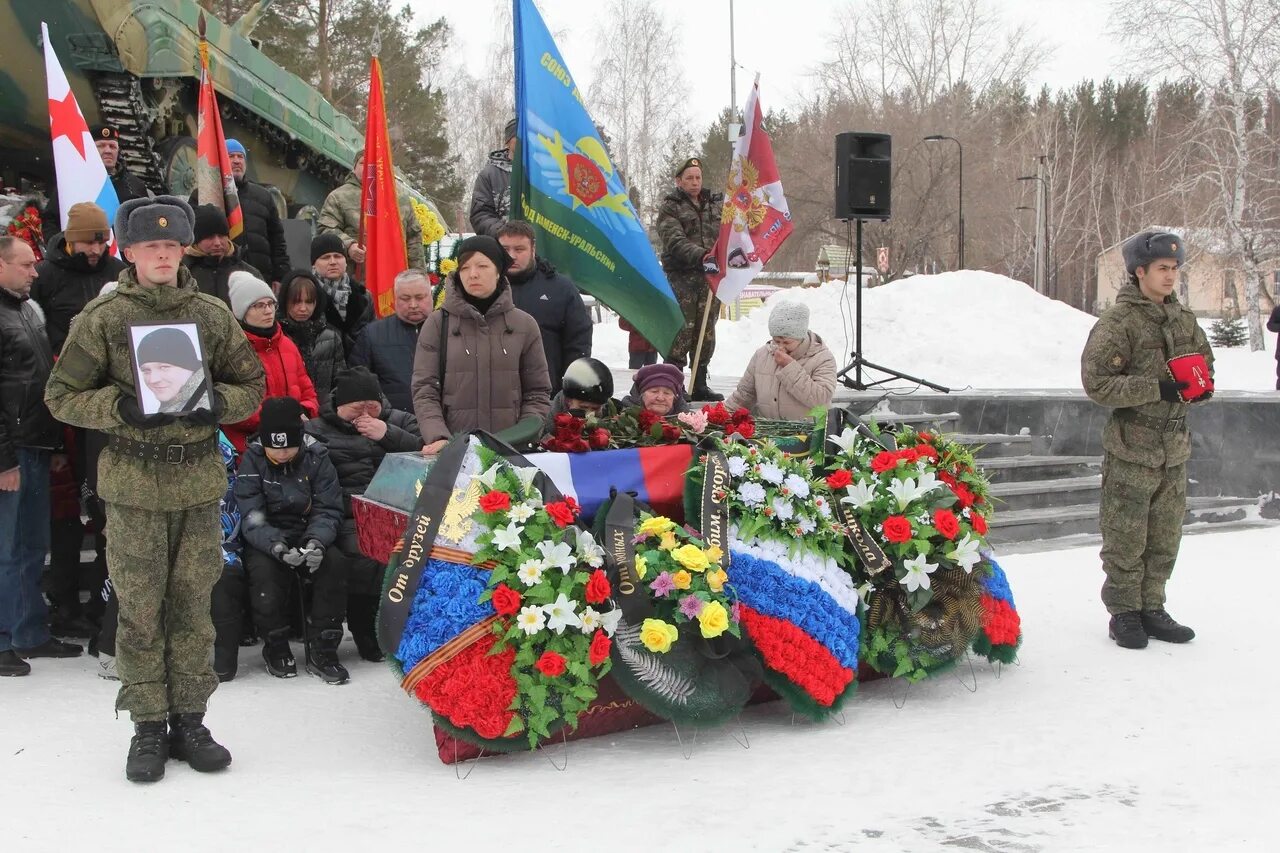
[973, 556, 1022, 663]
[469, 455, 620, 748]
[631, 513, 740, 651]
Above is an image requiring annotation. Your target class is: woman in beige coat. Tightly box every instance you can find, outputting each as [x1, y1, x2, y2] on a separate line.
[412, 236, 551, 452]
[724, 301, 838, 420]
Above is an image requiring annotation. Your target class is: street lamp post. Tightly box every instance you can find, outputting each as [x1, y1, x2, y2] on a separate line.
[924, 134, 964, 269]
[1017, 168, 1048, 296]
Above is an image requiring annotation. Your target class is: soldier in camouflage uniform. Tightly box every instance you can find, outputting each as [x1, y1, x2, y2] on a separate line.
[656, 157, 725, 400]
[1081, 230, 1213, 650]
[316, 154, 426, 269]
[45, 196, 265, 782]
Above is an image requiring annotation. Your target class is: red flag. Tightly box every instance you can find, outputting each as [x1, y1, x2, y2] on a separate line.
[196, 34, 243, 240]
[361, 55, 408, 318]
[710, 79, 792, 304]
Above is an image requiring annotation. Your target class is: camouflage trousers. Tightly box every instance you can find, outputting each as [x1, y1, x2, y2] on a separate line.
[105, 501, 222, 722]
[664, 276, 717, 372]
[1098, 456, 1186, 615]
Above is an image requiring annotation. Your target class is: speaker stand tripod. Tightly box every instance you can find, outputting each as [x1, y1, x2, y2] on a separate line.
[835, 218, 951, 392]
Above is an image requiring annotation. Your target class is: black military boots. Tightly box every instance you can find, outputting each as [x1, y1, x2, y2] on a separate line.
[125, 721, 169, 782]
[1141, 608, 1196, 643]
[168, 713, 232, 773]
[1108, 611, 1148, 649]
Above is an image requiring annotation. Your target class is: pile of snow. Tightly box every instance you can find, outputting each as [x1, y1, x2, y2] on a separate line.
[4, 527, 1276, 849]
[592, 271, 1278, 390]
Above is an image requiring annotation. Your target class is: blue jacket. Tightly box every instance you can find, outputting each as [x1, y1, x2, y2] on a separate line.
[349, 314, 422, 412]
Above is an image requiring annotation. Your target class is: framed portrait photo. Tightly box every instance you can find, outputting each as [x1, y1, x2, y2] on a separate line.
[127, 321, 214, 416]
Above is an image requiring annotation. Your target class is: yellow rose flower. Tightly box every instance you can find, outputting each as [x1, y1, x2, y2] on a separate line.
[639, 618, 679, 653]
[705, 544, 724, 565]
[671, 544, 710, 573]
[439, 257, 458, 276]
[697, 600, 730, 638]
[659, 531, 678, 551]
[634, 553, 648, 580]
[671, 569, 692, 590]
[706, 568, 728, 593]
[638, 516, 676, 537]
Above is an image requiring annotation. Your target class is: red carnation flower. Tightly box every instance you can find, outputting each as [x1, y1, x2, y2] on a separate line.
[938, 470, 959, 488]
[637, 409, 661, 431]
[565, 496, 580, 514]
[478, 490, 512, 513]
[491, 583, 522, 616]
[971, 512, 988, 535]
[897, 447, 920, 463]
[871, 451, 899, 473]
[588, 630, 612, 666]
[917, 431, 934, 443]
[916, 445, 939, 461]
[585, 569, 611, 604]
[703, 403, 731, 425]
[553, 412, 577, 429]
[882, 515, 913, 543]
[952, 483, 976, 509]
[826, 469, 853, 490]
[730, 407, 752, 423]
[660, 423, 682, 442]
[932, 508, 961, 540]
[545, 501, 576, 528]
[588, 427, 611, 449]
[732, 421, 755, 439]
[534, 651, 567, 677]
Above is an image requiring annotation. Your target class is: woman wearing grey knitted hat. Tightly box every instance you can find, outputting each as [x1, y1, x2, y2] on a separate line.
[724, 300, 838, 420]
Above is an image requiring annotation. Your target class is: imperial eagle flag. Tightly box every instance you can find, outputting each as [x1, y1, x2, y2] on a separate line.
[709, 80, 792, 304]
[196, 28, 243, 240]
[512, 0, 683, 353]
[360, 53, 409, 319]
[41, 22, 119, 254]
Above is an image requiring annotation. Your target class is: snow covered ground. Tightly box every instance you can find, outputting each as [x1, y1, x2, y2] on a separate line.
[3, 526, 1277, 852]
[592, 272, 1279, 391]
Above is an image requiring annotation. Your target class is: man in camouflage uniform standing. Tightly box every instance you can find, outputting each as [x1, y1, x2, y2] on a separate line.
[316, 152, 425, 269]
[1081, 230, 1213, 649]
[656, 157, 724, 401]
[45, 196, 264, 781]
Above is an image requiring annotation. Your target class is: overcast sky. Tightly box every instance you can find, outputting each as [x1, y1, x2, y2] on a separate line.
[411, 0, 1123, 122]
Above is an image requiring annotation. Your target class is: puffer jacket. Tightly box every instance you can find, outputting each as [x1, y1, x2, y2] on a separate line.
[303, 395, 422, 514]
[0, 289, 61, 469]
[1081, 284, 1214, 468]
[232, 178, 290, 283]
[181, 245, 262, 310]
[224, 323, 320, 455]
[235, 435, 344, 553]
[349, 313, 423, 412]
[318, 274, 373, 358]
[508, 257, 593, 394]
[280, 271, 347, 399]
[30, 233, 127, 355]
[724, 332, 839, 420]
[468, 150, 512, 237]
[411, 279, 552, 444]
[656, 187, 724, 274]
[316, 171, 425, 268]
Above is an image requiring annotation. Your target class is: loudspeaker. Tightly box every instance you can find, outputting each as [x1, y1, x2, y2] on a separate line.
[834, 132, 892, 221]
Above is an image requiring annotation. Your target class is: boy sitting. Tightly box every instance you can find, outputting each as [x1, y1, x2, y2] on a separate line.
[235, 397, 348, 684]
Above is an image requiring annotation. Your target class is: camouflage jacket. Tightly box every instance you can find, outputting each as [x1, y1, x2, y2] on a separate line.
[656, 187, 724, 276]
[316, 172, 425, 268]
[44, 266, 265, 510]
[1081, 284, 1214, 468]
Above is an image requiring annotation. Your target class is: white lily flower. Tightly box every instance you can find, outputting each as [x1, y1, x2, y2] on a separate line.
[536, 539, 575, 573]
[946, 534, 983, 573]
[841, 479, 878, 509]
[599, 607, 623, 637]
[516, 604, 545, 636]
[491, 522, 524, 552]
[508, 502, 536, 523]
[915, 471, 941, 498]
[575, 529, 606, 568]
[901, 553, 938, 593]
[542, 593, 581, 634]
[512, 466, 540, 492]
[516, 558, 545, 587]
[826, 426, 860, 457]
[784, 473, 810, 498]
[476, 463, 503, 489]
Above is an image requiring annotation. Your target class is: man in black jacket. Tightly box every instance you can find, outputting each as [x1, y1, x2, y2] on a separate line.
[311, 233, 373, 357]
[0, 236, 83, 676]
[469, 118, 516, 237]
[31, 202, 126, 355]
[496, 221, 592, 395]
[181, 205, 262, 309]
[349, 268, 432, 411]
[234, 397, 348, 683]
[304, 368, 421, 662]
[222, 139, 290, 286]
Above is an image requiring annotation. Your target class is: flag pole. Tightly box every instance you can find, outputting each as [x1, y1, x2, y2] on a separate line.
[688, 289, 715, 392]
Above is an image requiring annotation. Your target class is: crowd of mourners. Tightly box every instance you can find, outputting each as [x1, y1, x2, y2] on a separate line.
[1, 126, 836, 782]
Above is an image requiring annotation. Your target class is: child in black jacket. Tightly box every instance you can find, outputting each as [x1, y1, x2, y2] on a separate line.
[236, 397, 348, 684]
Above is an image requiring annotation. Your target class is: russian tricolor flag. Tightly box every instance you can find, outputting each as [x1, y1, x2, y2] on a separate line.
[42, 22, 120, 252]
[531, 445, 694, 523]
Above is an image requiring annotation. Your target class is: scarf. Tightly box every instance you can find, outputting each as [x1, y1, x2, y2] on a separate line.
[318, 273, 353, 320]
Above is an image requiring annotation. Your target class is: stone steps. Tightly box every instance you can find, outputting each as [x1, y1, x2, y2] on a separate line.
[987, 494, 1256, 545]
[989, 474, 1103, 511]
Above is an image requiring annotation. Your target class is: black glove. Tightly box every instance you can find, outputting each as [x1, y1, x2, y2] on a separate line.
[1158, 380, 1189, 403]
[117, 396, 176, 429]
[183, 392, 225, 427]
[302, 539, 325, 570]
[1194, 389, 1214, 403]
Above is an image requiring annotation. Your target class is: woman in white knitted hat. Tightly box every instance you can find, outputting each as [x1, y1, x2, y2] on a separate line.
[724, 301, 837, 420]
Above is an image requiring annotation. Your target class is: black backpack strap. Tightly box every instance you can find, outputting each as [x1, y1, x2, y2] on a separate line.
[436, 309, 449, 391]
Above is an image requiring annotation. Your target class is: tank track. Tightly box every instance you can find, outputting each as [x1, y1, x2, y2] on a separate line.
[89, 72, 168, 192]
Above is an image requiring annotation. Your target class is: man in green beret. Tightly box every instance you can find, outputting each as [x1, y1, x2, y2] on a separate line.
[45, 195, 265, 783]
[656, 157, 725, 400]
